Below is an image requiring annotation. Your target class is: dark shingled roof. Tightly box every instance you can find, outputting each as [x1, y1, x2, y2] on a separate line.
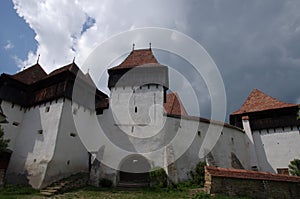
[206, 166, 300, 182]
[48, 62, 79, 77]
[9, 64, 47, 84]
[109, 49, 158, 70]
[232, 88, 297, 115]
[164, 92, 188, 116]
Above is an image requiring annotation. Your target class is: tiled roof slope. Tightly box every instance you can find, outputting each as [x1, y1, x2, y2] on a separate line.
[48, 63, 96, 88]
[232, 88, 297, 115]
[206, 166, 300, 182]
[109, 49, 158, 70]
[164, 92, 188, 116]
[10, 64, 47, 84]
[48, 62, 79, 77]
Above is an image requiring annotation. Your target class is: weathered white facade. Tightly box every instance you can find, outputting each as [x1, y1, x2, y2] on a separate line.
[0, 49, 299, 189]
[253, 127, 300, 173]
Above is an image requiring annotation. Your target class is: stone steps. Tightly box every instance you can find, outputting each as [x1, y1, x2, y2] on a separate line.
[40, 172, 88, 197]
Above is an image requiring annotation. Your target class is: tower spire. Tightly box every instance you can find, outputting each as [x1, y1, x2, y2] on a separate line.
[149, 42, 152, 49]
[37, 54, 40, 64]
[132, 43, 135, 51]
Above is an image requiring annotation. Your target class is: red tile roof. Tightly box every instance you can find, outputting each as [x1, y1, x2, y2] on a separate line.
[164, 92, 188, 116]
[206, 166, 300, 182]
[9, 64, 47, 84]
[232, 88, 297, 115]
[109, 49, 158, 70]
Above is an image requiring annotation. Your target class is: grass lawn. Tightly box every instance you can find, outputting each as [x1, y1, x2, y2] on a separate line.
[0, 185, 250, 199]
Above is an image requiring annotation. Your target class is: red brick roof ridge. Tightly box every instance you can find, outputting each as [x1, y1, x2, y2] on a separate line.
[109, 48, 158, 70]
[206, 166, 300, 182]
[232, 88, 297, 115]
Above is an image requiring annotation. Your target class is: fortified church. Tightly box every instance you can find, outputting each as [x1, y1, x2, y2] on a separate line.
[0, 48, 299, 189]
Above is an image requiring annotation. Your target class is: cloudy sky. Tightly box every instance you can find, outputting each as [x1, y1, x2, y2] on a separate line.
[1, 0, 300, 121]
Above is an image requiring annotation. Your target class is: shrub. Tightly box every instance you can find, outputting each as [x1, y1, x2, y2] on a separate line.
[190, 162, 206, 186]
[288, 159, 300, 176]
[149, 167, 167, 188]
[0, 126, 9, 153]
[99, 178, 113, 188]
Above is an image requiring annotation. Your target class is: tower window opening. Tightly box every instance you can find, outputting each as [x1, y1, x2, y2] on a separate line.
[135, 107, 137, 113]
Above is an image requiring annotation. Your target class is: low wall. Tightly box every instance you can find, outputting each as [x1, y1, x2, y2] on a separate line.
[205, 166, 300, 199]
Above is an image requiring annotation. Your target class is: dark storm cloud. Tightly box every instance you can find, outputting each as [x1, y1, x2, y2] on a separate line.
[174, 0, 300, 119]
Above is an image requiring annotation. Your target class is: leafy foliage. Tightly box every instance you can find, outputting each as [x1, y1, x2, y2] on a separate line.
[149, 167, 168, 188]
[0, 126, 9, 153]
[288, 159, 300, 176]
[190, 162, 206, 186]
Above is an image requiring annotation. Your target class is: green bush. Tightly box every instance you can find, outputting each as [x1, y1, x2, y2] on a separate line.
[190, 162, 206, 187]
[288, 159, 300, 176]
[99, 178, 113, 188]
[0, 126, 9, 153]
[149, 167, 167, 188]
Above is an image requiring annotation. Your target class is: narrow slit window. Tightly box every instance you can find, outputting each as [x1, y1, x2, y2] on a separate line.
[45, 106, 50, 112]
[135, 106, 137, 113]
[12, 122, 20, 126]
[70, 132, 76, 137]
[38, 130, 43, 134]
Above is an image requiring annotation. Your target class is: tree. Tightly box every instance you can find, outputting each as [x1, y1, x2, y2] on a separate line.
[288, 159, 300, 176]
[0, 126, 9, 153]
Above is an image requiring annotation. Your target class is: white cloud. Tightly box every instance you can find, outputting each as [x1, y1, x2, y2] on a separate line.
[4, 40, 14, 50]
[12, 0, 187, 73]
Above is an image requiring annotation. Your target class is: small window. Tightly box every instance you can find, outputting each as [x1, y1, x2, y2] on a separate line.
[11, 103, 15, 108]
[156, 84, 158, 89]
[148, 85, 150, 89]
[70, 132, 76, 137]
[67, 160, 70, 165]
[73, 108, 77, 115]
[135, 107, 137, 113]
[12, 122, 20, 126]
[38, 130, 43, 134]
[197, 131, 201, 137]
[231, 137, 234, 144]
[45, 106, 50, 112]
[131, 126, 134, 133]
